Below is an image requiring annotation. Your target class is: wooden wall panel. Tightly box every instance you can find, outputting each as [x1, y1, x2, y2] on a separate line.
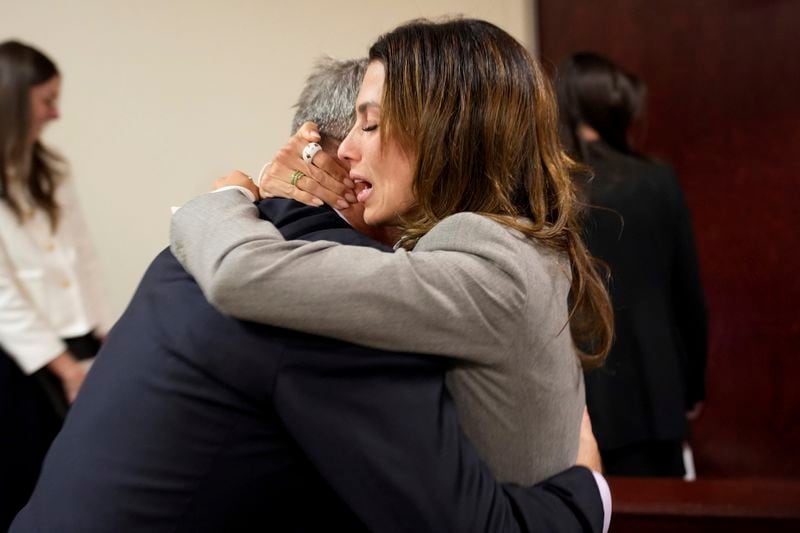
[538, 0, 800, 477]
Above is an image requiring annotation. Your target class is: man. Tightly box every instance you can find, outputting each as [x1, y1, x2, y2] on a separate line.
[12, 58, 609, 532]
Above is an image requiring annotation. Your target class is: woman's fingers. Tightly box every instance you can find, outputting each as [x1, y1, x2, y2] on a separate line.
[298, 160, 354, 202]
[260, 142, 355, 209]
[293, 122, 354, 193]
[256, 122, 356, 209]
[259, 160, 332, 207]
[274, 144, 346, 196]
[297, 121, 322, 142]
[292, 189, 326, 207]
[305, 149, 354, 190]
[285, 137, 353, 194]
[294, 171, 350, 209]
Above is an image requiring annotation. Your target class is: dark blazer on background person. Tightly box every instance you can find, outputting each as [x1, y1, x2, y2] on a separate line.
[12, 199, 604, 533]
[581, 141, 707, 458]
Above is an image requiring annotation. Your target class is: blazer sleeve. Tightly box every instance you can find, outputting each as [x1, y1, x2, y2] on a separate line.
[665, 168, 708, 406]
[273, 347, 605, 533]
[170, 190, 527, 365]
[0, 234, 66, 373]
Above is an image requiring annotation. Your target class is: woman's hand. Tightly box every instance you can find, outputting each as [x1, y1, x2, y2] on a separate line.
[211, 170, 261, 199]
[259, 122, 356, 209]
[46, 351, 87, 404]
[576, 407, 603, 472]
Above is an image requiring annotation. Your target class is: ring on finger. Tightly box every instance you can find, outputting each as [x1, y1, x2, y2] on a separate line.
[290, 170, 305, 187]
[302, 142, 322, 164]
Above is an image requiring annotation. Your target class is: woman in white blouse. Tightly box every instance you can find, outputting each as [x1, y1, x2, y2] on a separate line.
[0, 41, 110, 527]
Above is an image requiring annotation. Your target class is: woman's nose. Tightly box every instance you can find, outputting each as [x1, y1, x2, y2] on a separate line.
[337, 126, 359, 162]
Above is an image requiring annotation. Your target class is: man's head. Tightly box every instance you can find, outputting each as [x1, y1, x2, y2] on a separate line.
[288, 57, 396, 244]
[291, 57, 367, 154]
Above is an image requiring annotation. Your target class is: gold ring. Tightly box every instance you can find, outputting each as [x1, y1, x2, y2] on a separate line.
[290, 170, 305, 187]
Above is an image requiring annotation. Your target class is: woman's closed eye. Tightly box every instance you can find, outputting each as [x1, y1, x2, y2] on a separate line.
[361, 124, 378, 132]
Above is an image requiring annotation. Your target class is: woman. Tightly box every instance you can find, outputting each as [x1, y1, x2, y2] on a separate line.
[0, 41, 110, 525]
[556, 52, 707, 476]
[171, 19, 612, 485]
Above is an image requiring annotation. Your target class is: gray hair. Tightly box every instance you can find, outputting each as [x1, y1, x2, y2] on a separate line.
[291, 56, 367, 142]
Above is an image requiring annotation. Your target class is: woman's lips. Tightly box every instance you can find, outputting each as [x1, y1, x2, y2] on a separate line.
[353, 178, 373, 203]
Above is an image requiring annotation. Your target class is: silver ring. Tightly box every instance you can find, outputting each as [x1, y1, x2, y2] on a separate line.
[302, 142, 322, 164]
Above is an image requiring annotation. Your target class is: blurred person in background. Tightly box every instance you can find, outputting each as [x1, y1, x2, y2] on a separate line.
[0, 40, 110, 526]
[556, 52, 708, 477]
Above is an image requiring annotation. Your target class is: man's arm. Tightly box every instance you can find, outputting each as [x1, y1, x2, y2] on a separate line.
[273, 340, 606, 533]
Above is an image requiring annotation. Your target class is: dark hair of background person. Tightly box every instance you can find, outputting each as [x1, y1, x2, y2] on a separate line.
[368, 18, 613, 368]
[291, 56, 367, 142]
[0, 40, 62, 229]
[555, 51, 645, 162]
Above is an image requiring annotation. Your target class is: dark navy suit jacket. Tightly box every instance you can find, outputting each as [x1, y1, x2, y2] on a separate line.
[12, 200, 603, 532]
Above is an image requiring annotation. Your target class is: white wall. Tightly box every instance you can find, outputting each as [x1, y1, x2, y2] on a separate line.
[1, 0, 536, 318]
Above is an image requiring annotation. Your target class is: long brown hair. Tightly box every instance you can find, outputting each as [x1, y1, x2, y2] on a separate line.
[369, 18, 613, 368]
[0, 40, 62, 229]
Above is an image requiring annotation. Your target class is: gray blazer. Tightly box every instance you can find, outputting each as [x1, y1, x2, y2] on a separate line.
[171, 190, 584, 484]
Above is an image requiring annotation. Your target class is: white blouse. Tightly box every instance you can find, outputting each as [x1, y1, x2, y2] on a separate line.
[0, 177, 111, 374]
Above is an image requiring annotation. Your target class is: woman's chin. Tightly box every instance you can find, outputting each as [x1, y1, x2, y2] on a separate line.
[362, 207, 378, 226]
[363, 210, 389, 227]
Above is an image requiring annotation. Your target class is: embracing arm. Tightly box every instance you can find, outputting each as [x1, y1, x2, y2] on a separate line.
[273, 346, 606, 533]
[171, 189, 526, 364]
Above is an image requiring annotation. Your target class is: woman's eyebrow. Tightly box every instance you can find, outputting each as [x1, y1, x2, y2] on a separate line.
[357, 101, 380, 114]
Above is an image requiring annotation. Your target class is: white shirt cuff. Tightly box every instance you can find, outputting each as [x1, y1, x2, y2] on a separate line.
[591, 470, 612, 533]
[213, 185, 257, 202]
[171, 187, 255, 215]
